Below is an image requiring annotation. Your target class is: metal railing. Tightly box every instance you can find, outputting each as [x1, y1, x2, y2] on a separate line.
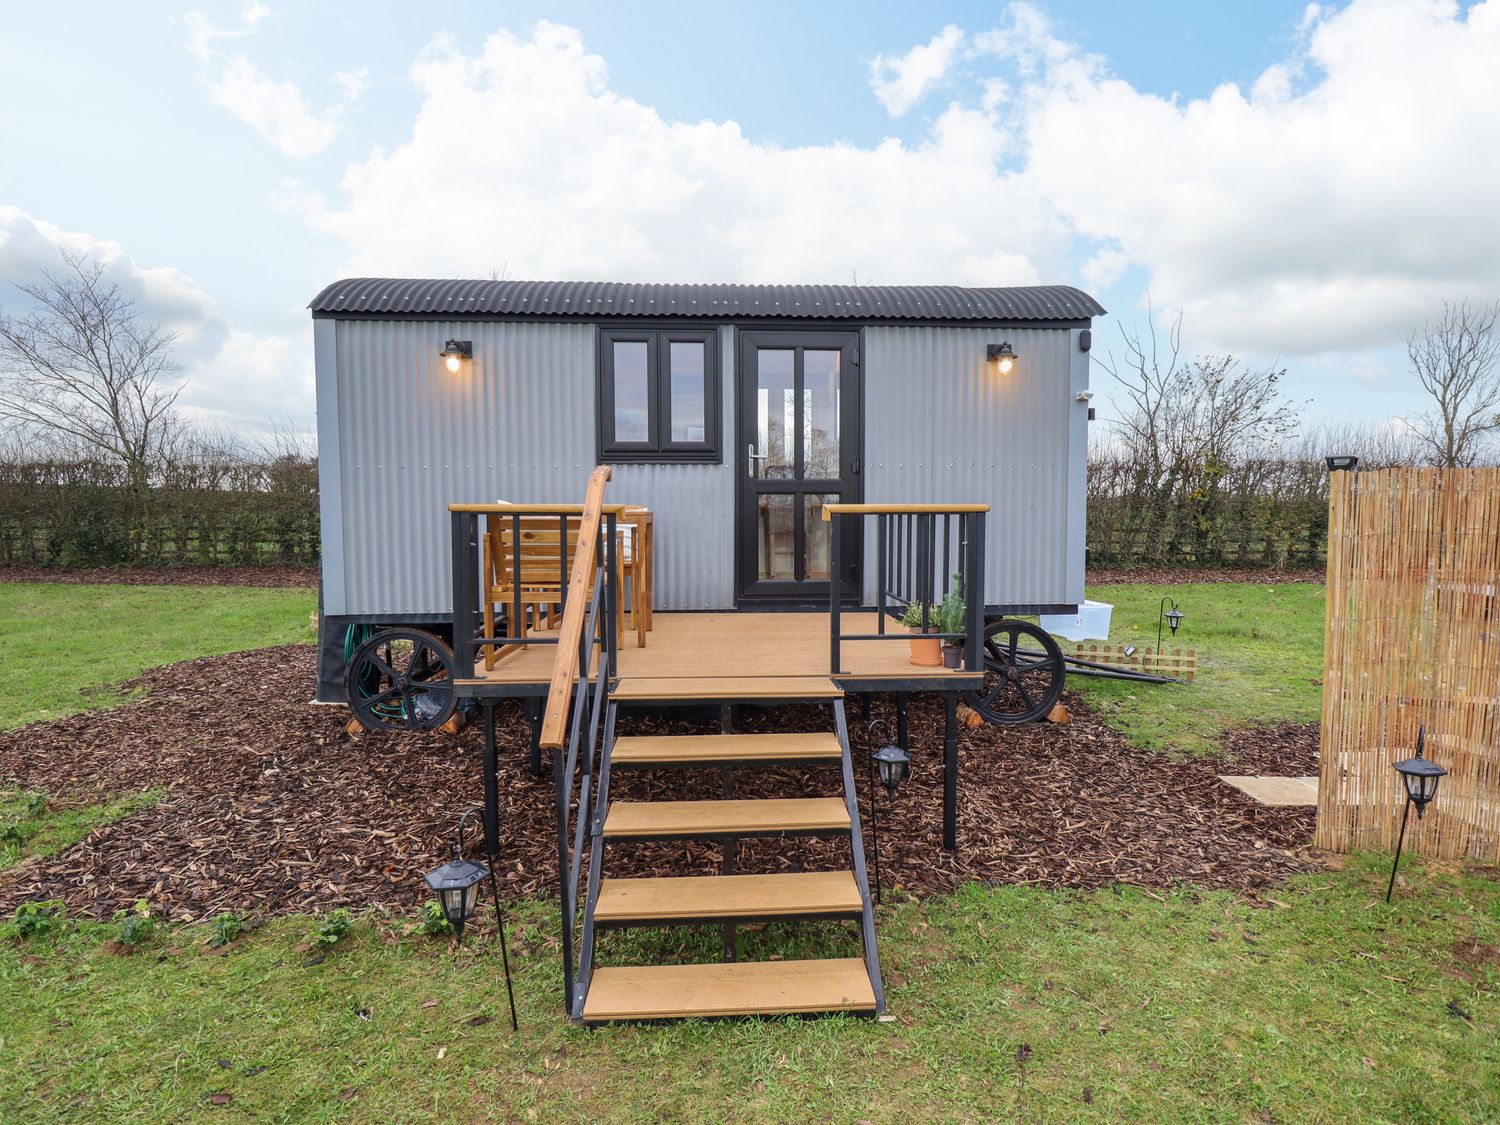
[447, 488, 628, 683]
[535, 467, 616, 1017]
[824, 503, 989, 674]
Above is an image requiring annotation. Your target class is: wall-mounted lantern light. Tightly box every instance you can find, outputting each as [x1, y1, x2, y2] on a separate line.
[986, 342, 1019, 375]
[1386, 725, 1447, 902]
[440, 339, 473, 374]
[1325, 454, 1359, 472]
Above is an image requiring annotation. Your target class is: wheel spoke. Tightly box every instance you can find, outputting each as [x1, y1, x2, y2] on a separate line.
[1015, 679, 1035, 710]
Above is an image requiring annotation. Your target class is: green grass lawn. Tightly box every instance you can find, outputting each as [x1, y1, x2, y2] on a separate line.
[0, 857, 1494, 1122]
[2, 577, 1495, 1121]
[1067, 582, 1325, 755]
[0, 583, 316, 729]
[1, 788, 167, 873]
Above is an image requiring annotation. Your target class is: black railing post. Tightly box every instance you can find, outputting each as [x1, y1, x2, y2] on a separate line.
[450, 510, 477, 676]
[829, 512, 843, 673]
[552, 741, 575, 1012]
[876, 513, 887, 633]
[965, 513, 986, 671]
[604, 511, 618, 679]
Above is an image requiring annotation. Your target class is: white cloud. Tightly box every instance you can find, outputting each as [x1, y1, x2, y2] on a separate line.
[0, 207, 310, 438]
[868, 25, 964, 116]
[1015, 0, 1500, 353]
[295, 22, 1064, 287]
[183, 6, 366, 159]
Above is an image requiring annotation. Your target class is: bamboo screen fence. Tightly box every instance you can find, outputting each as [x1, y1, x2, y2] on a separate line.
[1317, 467, 1500, 860]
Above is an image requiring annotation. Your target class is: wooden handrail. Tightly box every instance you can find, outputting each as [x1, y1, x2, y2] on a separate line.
[449, 501, 631, 514]
[539, 466, 613, 750]
[820, 502, 991, 520]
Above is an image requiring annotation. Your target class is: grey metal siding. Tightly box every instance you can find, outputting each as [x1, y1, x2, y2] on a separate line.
[328, 320, 735, 616]
[862, 325, 1087, 608]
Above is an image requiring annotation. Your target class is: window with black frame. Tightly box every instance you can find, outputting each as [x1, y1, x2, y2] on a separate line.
[597, 327, 719, 463]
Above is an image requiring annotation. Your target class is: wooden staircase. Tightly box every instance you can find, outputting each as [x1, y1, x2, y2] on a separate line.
[574, 677, 885, 1023]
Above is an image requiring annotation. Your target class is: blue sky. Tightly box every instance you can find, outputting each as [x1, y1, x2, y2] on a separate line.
[2, 1, 1498, 440]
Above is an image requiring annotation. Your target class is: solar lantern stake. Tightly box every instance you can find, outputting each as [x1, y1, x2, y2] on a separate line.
[424, 808, 519, 1029]
[1156, 596, 1184, 655]
[866, 720, 911, 905]
[1385, 725, 1447, 903]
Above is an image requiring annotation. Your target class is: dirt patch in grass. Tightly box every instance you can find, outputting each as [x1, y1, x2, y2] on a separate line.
[1087, 566, 1323, 585]
[0, 646, 1318, 920]
[0, 565, 317, 588]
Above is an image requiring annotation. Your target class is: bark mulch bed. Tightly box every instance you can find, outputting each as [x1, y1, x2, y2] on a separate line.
[0, 647, 1320, 921]
[0, 565, 317, 588]
[1086, 566, 1323, 585]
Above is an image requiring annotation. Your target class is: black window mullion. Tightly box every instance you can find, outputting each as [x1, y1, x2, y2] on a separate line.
[597, 326, 721, 465]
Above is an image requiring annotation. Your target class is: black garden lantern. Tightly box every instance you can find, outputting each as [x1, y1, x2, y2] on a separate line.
[1157, 596, 1184, 653]
[1385, 725, 1447, 902]
[1325, 454, 1359, 472]
[1394, 727, 1446, 817]
[871, 742, 912, 796]
[425, 853, 487, 941]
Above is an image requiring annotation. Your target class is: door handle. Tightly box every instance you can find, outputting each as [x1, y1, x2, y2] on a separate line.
[747, 443, 768, 479]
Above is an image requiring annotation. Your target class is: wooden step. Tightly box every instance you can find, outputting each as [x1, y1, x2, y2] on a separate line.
[610, 676, 843, 701]
[594, 871, 862, 923]
[582, 957, 875, 1021]
[611, 732, 844, 766]
[603, 797, 850, 838]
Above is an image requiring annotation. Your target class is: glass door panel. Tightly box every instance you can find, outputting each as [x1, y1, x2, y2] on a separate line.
[737, 332, 861, 602]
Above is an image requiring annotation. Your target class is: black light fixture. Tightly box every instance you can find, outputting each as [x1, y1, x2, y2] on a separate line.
[986, 341, 1019, 375]
[1156, 596, 1185, 653]
[440, 339, 473, 374]
[1325, 454, 1359, 472]
[1386, 725, 1447, 902]
[425, 836, 487, 942]
[871, 742, 912, 796]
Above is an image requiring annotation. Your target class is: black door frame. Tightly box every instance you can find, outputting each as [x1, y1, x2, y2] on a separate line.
[734, 327, 863, 605]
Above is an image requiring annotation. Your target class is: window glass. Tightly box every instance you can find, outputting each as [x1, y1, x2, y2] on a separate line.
[612, 340, 650, 443]
[669, 340, 707, 443]
[757, 493, 795, 581]
[754, 349, 796, 479]
[803, 350, 840, 478]
[804, 493, 835, 580]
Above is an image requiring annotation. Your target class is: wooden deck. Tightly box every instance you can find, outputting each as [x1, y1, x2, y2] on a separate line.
[455, 611, 981, 696]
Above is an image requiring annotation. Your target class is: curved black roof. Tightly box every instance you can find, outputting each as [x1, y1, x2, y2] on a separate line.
[309, 278, 1104, 322]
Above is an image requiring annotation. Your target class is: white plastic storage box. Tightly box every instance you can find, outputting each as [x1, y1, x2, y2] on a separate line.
[1039, 600, 1113, 642]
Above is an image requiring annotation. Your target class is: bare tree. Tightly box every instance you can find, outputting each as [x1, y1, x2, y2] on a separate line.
[1096, 309, 1301, 562]
[1406, 298, 1500, 467]
[0, 252, 183, 557]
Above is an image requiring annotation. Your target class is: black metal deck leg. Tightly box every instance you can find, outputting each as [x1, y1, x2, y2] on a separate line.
[526, 699, 544, 779]
[896, 692, 909, 748]
[943, 692, 958, 852]
[483, 702, 500, 859]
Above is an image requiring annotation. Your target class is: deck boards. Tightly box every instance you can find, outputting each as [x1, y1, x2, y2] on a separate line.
[582, 957, 876, 1021]
[603, 797, 850, 837]
[455, 611, 979, 691]
[611, 732, 844, 765]
[594, 871, 861, 922]
[610, 676, 841, 701]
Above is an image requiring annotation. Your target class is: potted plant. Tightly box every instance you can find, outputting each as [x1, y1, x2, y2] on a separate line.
[938, 577, 967, 669]
[900, 601, 942, 666]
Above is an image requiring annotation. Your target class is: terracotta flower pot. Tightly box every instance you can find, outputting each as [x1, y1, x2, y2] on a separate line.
[907, 629, 942, 667]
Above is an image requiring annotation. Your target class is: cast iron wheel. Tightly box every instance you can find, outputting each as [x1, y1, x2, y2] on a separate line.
[345, 628, 457, 732]
[962, 618, 1066, 724]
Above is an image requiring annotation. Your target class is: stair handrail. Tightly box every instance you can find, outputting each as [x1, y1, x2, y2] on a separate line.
[540, 466, 614, 750]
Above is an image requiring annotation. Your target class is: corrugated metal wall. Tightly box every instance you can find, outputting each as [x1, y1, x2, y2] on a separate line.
[327, 320, 734, 615]
[320, 319, 1086, 617]
[862, 326, 1087, 608]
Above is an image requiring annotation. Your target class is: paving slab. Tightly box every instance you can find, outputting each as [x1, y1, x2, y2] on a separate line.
[1218, 775, 1319, 807]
